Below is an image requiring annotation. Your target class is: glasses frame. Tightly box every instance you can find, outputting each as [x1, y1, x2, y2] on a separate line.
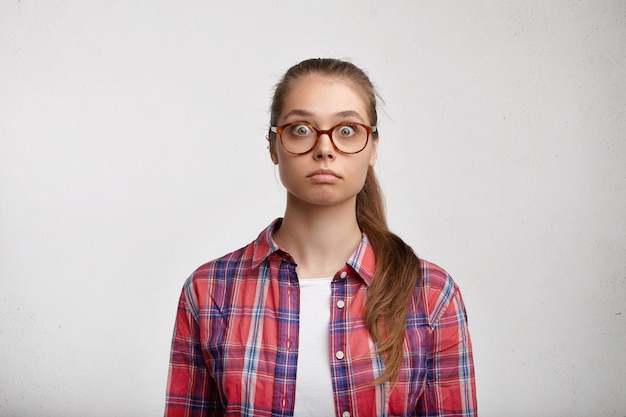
[270, 122, 378, 155]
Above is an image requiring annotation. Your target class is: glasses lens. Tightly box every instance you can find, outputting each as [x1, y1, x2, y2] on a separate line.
[331, 124, 368, 153]
[280, 123, 317, 154]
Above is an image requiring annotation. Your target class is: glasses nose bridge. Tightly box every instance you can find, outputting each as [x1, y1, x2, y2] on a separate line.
[313, 126, 339, 153]
[315, 126, 335, 139]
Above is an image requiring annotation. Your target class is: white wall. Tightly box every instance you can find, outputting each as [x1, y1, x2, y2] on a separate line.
[1, 1, 624, 416]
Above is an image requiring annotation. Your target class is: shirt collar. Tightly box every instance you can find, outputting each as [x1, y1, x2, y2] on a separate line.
[251, 218, 283, 268]
[346, 233, 376, 286]
[251, 218, 377, 286]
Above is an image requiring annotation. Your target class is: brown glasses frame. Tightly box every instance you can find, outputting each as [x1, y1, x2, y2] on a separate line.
[270, 122, 377, 155]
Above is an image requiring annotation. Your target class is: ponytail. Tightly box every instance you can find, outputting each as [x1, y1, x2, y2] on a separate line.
[357, 167, 422, 384]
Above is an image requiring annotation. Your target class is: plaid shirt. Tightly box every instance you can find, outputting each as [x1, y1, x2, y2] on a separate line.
[165, 220, 477, 416]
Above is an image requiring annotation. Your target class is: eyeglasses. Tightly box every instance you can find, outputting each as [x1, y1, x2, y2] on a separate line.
[270, 122, 377, 155]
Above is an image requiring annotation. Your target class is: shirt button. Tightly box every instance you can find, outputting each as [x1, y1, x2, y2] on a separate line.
[342, 412, 350, 417]
[336, 300, 345, 309]
[286, 339, 291, 349]
[336, 350, 345, 360]
[340, 271, 348, 279]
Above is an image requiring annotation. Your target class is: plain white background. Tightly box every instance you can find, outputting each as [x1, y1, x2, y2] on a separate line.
[1, 1, 625, 416]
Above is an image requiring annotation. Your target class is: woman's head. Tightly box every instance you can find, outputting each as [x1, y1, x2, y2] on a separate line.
[267, 58, 385, 222]
[270, 73, 378, 208]
[269, 58, 379, 137]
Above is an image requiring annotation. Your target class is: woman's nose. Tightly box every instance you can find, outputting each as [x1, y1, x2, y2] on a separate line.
[314, 132, 336, 159]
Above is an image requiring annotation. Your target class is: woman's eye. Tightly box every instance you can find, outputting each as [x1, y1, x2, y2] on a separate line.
[337, 125, 356, 137]
[291, 124, 313, 136]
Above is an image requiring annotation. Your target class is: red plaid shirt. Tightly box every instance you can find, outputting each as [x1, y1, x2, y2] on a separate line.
[165, 219, 477, 416]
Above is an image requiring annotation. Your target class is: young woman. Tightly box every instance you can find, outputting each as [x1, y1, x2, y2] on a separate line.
[165, 58, 477, 417]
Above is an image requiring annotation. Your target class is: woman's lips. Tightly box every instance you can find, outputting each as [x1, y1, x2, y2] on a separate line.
[308, 169, 341, 183]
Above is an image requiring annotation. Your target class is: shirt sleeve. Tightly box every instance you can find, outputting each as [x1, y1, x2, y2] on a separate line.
[417, 285, 478, 417]
[165, 286, 224, 416]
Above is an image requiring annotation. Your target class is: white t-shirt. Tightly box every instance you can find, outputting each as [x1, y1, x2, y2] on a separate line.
[293, 277, 336, 416]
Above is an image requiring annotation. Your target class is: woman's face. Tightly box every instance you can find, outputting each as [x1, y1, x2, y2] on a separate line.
[270, 74, 378, 208]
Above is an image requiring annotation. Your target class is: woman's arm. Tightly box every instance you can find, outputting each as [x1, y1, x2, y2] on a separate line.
[165, 288, 223, 417]
[417, 287, 477, 416]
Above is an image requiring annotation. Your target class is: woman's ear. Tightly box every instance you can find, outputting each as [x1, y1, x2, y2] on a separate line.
[268, 138, 279, 165]
[369, 137, 378, 167]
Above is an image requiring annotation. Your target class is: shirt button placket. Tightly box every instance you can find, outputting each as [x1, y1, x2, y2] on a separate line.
[333, 270, 350, 417]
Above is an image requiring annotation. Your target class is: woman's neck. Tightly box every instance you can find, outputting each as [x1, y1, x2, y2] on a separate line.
[274, 196, 362, 278]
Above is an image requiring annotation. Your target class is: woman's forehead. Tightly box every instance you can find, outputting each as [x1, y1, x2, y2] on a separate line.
[280, 75, 371, 122]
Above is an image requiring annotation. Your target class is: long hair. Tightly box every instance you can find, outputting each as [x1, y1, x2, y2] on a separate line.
[268, 58, 422, 384]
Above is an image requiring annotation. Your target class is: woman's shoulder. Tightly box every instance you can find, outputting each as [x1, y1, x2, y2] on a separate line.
[417, 258, 464, 325]
[181, 241, 256, 311]
[193, 244, 250, 276]
[188, 241, 258, 290]
[419, 258, 456, 290]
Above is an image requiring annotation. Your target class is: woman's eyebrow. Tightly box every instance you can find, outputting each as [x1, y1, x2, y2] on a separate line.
[282, 109, 313, 120]
[335, 110, 365, 122]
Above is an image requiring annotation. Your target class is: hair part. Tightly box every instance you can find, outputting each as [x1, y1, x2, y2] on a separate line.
[269, 58, 422, 384]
